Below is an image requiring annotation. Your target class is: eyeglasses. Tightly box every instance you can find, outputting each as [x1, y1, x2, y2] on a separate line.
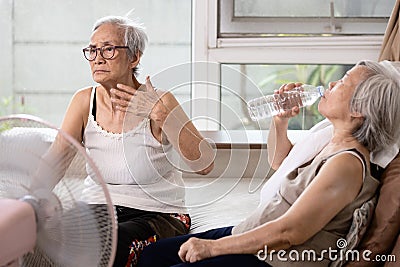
[82, 45, 129, 61]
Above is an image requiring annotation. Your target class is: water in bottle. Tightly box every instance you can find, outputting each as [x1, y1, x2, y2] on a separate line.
[247, 84, 325, 121]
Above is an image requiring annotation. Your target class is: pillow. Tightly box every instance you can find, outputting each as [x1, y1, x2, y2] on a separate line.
[330, 198, 376, 267]
[345, 153, 400, 267]
[346, 198, 376, 249]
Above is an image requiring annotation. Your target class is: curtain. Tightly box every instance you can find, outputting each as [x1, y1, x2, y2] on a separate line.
[379, 0, 400, 61]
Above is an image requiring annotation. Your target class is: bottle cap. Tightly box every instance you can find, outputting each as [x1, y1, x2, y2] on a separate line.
[317, 86, 325, 97]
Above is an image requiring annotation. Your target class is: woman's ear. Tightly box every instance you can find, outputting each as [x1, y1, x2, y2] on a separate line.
[351, 111, 364, 119]
[130, 51, 141, 69]
[351, 111, 365, 126]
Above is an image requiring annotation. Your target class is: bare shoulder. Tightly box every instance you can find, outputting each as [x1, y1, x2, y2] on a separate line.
[307, 151, 365, 205]
[331, 151, 365, 172]
[59, 86, 94, 142]
[72, 86, 92, 103]
[68, 87, 93, 113]
[320, 151, 365, 186]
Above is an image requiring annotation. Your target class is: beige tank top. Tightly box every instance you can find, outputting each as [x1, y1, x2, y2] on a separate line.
[232, 149, 379, 267]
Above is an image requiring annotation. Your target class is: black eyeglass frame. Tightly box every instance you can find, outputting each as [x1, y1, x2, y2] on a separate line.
[82, 45, 130, 61]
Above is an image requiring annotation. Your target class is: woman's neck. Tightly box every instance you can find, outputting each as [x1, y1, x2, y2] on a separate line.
[328, 117, 364, 145]
[100, 76, 141, 97]
[331, 129, 357, 145]
[96, 76, 141, 114]
[322, 127, 369, 157]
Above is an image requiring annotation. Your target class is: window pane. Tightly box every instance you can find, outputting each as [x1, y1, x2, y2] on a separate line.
[220, 64, 352, 130]
[234, 0, 395, 18]
[220, 0, 395, 36]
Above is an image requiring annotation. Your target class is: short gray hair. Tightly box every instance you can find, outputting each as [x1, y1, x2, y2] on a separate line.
[351, 60, 400, 152]
[93, 15, 148, 76]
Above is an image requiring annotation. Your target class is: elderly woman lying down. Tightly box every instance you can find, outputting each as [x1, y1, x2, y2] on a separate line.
[137, 60, 400, 267]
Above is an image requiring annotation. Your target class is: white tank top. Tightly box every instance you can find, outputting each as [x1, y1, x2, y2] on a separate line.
[81, 87, 187, 213]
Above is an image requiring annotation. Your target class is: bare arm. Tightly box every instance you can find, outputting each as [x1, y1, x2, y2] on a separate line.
[31, 89, 89, 191]
[59, 88, 90, 144]
[267, 83, 302, 170]
[179, 152, 364, 262]
[157, 91, 215, 174]
[267, 117, 293, 170]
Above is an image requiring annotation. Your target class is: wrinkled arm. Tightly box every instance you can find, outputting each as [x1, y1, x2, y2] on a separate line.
[31, 90, 87, 192]
[159, 92, 215, 175]
[267, 117, 293, 170]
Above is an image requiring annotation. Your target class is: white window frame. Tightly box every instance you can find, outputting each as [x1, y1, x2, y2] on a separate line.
[219, 0, 391, 36]
[192, 0, 384, 130]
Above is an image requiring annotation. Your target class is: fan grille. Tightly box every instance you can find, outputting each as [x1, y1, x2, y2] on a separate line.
[0, 115, 117, 267]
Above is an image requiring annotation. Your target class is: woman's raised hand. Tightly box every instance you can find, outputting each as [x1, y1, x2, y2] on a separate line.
[111, 76, 169, 126]
[273, 82, 303, 119]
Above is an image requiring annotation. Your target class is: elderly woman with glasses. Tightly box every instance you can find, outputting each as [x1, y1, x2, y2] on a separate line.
[60, 15, 214, 267]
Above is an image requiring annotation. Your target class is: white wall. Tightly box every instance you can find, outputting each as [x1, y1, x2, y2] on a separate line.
[0, 0, 13, 114]
[0, 0, 191, 125]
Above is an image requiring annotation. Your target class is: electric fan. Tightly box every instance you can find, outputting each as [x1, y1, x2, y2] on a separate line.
[0, 115, 117, 267]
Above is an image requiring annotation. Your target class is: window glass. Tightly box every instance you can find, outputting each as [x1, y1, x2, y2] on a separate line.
[220, 0, 396, 36]
[234, 0, 395, 18]
[220, 64, 352, 130]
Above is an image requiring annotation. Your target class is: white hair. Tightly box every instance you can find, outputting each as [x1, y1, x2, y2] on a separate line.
[351, 60, 400, 152]
[93, 15, 148, 76]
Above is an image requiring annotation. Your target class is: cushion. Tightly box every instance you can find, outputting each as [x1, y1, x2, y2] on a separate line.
[345, 153, 400, 266]
[331, 198, 376, 267]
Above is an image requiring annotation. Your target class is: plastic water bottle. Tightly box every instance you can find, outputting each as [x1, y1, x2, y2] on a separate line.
[247, 84, 325, 121]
